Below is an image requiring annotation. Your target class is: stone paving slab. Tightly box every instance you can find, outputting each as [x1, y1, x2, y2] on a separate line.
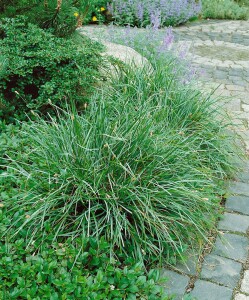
[200, 254, 242, 288]
[218, 212, 249, 233]
[160, 269, 189, 300]
[226, 195, 249, 215]
[173, 254, 199, 276]
[212, 233, 248, 263]
[241, 271, 249, 294]
[190, 280, 233, 300]
[238, 164, 249, 182]
[229, 182, 249, 197]
[235, 294, 249, 300]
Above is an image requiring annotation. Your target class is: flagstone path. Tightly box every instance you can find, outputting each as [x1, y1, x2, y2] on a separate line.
[80, 20, 249, 299]
[163, 20, 249, 300]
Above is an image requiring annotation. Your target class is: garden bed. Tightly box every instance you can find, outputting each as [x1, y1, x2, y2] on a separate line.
[0, 1, 244, 298]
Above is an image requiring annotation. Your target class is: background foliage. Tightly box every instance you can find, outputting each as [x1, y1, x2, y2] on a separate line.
[0, 17, 104, 123]
[201, 0, 249, 20]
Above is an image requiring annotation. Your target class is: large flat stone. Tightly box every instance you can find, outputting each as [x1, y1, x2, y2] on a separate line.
[200, 254, 242, 288]
[237, 161, 249, 182]
[235, 294, 249, 300]
[226, 195, 249, 215]
[160, 269, 189, 300]
[218, 212, 249, 233]
[213, 233, 248, 263]
[229, 182, 249, 197]
[174, 254, 199, 276]
[241, 270, 249, 294]
[78, 27, 152, 71]
[190, 280, 233, 300]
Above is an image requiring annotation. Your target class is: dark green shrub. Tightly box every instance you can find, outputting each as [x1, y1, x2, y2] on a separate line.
[0, 0, 78, 37]
[0, 0, 110, 36]
[0, 17, 104, 123]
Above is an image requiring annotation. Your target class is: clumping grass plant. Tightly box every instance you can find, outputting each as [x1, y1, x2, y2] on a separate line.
[2, 57, 239, 264]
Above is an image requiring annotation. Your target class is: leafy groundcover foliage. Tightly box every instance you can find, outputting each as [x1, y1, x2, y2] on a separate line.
[0, 17, 104, 123]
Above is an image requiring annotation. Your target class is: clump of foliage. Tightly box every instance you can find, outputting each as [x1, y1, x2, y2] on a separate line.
[201, 0, 249, 20]
[0, 122, 169, 299]
[2, 56, 239, 264]
[0, 231, 166, 298]
[0, 17, 104, 123]
[0, 0, 110, 36]
[108, 0, 201, 27]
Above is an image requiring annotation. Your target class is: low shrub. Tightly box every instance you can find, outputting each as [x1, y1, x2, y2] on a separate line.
[2, 58, 239, 263]
[0, 17, 104, 123]
[201, 0, 249, 20]
[0, 0, 110, 36]
[108, 0, 201, 27]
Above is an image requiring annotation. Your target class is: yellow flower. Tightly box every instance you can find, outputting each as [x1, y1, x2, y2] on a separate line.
[74, 12, 79, 17]
[100, 7, 106, 11]
[92, 16, 98, 22]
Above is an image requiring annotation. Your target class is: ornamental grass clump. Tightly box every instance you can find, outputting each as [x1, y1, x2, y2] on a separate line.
[3, 59, 239, 263]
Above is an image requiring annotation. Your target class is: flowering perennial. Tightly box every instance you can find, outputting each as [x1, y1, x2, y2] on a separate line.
[108, 0, 202, 27]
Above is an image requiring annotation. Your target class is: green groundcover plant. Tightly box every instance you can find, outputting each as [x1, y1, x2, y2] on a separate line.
[0, 233, 167, 299]
[201, 0, 249, 20]
[1, 56, 240, 265]
[0, 17, 104, 123]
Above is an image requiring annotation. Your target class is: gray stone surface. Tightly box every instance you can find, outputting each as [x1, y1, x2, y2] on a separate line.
[235, 294, 249, 300]
[229, 182, 249, 197]
[213, 233, 248, 263]
[218, 212, 249, 233]
[200, 254, 242, 288]
[174, 254, 199, 276]
[241, 270, 249, 294]
[160, 269, 189, 300]
[226, 195, 249, 215]
[238, 161, 249, 182]
[190, 280, 233, 300]
[78, 28, 152, 72]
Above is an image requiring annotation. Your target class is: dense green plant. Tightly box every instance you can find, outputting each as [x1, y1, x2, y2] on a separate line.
[0, 0, 78, 37]
[0, 0, 110, 36]
[2, 57, 240, 263]
[0, 17, 104, 123]
[201, 0, 249, 20]
[0, 232, 167, 299]
[236, 0, 249, 6]
[81, 0, 111, 24]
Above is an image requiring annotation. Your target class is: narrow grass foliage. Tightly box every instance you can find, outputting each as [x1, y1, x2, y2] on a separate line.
[3, 60, 239, 263]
